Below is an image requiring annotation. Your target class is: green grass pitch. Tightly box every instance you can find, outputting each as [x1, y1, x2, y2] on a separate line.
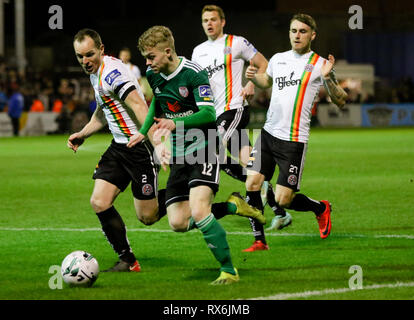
[0, 127, 413, 300]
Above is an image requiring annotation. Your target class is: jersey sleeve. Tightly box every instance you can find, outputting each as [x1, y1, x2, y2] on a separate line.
[237, 36, 258, 62]
[190, 69, 215, 109]
[103, 63, 137, 101]
[266, 53, 278, 78]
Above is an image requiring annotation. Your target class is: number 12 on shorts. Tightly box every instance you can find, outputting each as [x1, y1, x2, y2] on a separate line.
[202, 163, 213, 176]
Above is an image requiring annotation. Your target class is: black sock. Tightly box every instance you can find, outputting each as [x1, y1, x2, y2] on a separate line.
[220, 156, 247, 182]
[246, 191, 266, 244]
[211, 202, 228, 220]
[266, 183, 286, 217]
[289, 193, 326, 215]
[96, 206, 136, 263]
[157, 189, 167, 220]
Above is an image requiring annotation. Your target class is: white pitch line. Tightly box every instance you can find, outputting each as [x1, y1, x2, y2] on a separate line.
[248, 281, 414, 300]
[0, 227, 413, 239]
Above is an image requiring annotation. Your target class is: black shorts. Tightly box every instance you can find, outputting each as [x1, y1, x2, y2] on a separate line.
[93, 139, 159, 200]
[216, 107, 251, 159]
[246, 129, 307, 192]
[165, 155, 220, 207]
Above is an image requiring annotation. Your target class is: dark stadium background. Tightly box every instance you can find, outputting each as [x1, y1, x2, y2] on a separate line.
[3, 0, 414, 80]
[1, 0, 413, 132]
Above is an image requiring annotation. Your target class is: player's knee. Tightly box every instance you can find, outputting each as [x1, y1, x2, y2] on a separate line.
[275, 193, 293, 208]
[138, 213, 158, 226]
[90, 196, 112, 213]
[135, 206, 159, 226]
[190, 207, 211, 222]
[168, 215, 188, 232]
[245, 175, 262, 191]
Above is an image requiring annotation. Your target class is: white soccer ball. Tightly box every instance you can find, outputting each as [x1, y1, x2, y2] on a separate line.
[61, 251, 99, 287]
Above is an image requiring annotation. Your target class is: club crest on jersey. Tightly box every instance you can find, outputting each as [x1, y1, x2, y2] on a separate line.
[223, 46, 232, 55]
[179, 86, 189, 98]
[198, 85, 212, 98]
[305, 64, 314, 72]
[287, 174, 297, 186]
[105, 69, 121, 85]
[142, 184, 153, 196]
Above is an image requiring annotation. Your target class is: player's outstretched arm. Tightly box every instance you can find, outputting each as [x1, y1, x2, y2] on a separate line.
[322, 54, 348, 108]
[67, 106, 105, 153]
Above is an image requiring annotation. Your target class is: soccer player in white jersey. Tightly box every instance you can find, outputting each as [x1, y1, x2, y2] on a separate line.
[192, 5, 285, 251]
[244, 14, 348, 248]
[191, 4, 268, 179]
[68, 29, 168, 272]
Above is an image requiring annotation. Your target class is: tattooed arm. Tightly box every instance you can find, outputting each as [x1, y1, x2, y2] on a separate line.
[321, 54, 348, 108]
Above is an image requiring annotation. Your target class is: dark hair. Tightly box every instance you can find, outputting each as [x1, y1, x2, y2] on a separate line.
[73, 28, 102, 48]
[290, 13, 317, 31]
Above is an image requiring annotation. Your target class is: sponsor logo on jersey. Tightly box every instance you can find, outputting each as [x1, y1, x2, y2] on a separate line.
[165, 110, 194, 119]
[167, 101, 181, 112]
[105, 69, 122, 85]
[179, 86, 189, 98]
[198, 85, 213, 98]
[274, 74, 302, 90]
[205, 60, 225, 78]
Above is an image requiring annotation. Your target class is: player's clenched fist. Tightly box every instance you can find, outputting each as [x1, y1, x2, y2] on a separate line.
[67, 133, 85, 153]
[245, 60, 258, 79]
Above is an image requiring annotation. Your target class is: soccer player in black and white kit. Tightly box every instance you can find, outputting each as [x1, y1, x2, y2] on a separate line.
[68, 29, 167, 272]
[244, 14, 348, 248]
[191, 5, 288, 251]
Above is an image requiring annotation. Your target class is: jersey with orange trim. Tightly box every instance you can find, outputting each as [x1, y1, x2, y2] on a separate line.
[192, 34, 257, 118]
[264, 50, 327, 143]
[90, 55, 145, 144]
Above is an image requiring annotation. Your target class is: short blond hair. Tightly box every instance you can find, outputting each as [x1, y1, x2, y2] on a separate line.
[138, 26, 175, 54]
[201, 4, 225, 20]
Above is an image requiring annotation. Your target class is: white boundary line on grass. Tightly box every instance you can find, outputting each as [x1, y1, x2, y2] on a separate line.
[248, 281, 414, 300]
[0, 227, 413, 240]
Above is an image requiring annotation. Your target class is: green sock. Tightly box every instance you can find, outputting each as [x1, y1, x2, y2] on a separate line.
[196, 213, 235, 275]
[227, 202, 237, 214]
[187, 217, 196, 230]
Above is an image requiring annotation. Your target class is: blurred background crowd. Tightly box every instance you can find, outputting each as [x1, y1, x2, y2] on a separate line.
[1, 0, 414, 135]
